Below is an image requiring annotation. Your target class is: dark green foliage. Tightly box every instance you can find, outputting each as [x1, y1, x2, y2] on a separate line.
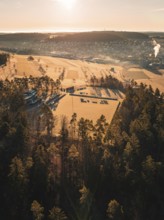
[106, 84, 164, 220]
[27, 55, 34, 61]
[31, 200, 44, 220]
[48, 207, 67, 220]
[90, 74, 124, 91]
[0, 53, 9, 66]
[0, 79, 164, 220]
[107, 200, 124, 220]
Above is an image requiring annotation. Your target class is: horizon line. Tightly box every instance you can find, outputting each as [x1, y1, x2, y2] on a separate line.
[0, 29, 164, 34]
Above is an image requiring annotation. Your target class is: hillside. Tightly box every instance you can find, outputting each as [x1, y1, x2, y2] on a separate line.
[0, 33, 49, 41]
[48, 31, 149, 42]
[0, 31, 149, 43]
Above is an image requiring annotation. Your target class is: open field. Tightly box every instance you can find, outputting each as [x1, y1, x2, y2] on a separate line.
[51, 86, 123, 133]
[53, 93, 120, 133]
[125, 68, 149, 80]
[1, 53, 163, 92]
[1, 53, 164, 134]
[66, 70, 79, 79]
[0, 53, 164, 92]
[27, 86, 122, 135]
[15, 56, 41, 77]
[123, 68, 164, 92]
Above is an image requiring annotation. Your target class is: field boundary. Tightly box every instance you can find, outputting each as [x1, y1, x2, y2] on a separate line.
[70, 93, 118, 100]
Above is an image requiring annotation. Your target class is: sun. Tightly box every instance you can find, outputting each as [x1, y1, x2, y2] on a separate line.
[60, 0, 76, 10]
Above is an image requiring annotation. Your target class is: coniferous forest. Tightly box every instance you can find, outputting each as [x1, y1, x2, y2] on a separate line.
[0, 78, 164, 220]
[0, 53, 9, 66]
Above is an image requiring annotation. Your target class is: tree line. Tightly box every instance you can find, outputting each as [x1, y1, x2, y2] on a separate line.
[90, 74, 124, 91]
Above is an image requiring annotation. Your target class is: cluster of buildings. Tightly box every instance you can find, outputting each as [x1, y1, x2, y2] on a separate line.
[24, 89, 41, 106]
[24, 89, 66, 111]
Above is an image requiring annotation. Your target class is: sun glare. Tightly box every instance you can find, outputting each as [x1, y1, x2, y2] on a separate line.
[60, 0, 76, 10]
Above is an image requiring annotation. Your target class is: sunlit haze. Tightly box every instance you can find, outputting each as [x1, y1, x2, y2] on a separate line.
[0, 0, 164, 32]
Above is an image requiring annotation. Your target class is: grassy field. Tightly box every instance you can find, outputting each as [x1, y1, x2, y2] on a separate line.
[53, 93, 120, 133]
[0, 53, 164, 129]
[122, 67, 164, 92]
[15, 56, 41, 77]
[1, 53, 164, 93]
[52, 86, 123, 133]
[125, 68, 149, 80]
[1, 53, 163, 92]
[1, 52, 164, 136]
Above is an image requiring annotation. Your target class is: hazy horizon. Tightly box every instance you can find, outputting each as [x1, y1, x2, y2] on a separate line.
[0, 29, 164, 34]
[0, 0, 164, 32]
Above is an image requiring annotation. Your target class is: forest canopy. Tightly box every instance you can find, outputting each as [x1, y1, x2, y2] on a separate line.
[0, 78, 163, 220]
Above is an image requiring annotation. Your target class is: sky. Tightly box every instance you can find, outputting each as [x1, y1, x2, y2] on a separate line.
[0, 0, 164, 32]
